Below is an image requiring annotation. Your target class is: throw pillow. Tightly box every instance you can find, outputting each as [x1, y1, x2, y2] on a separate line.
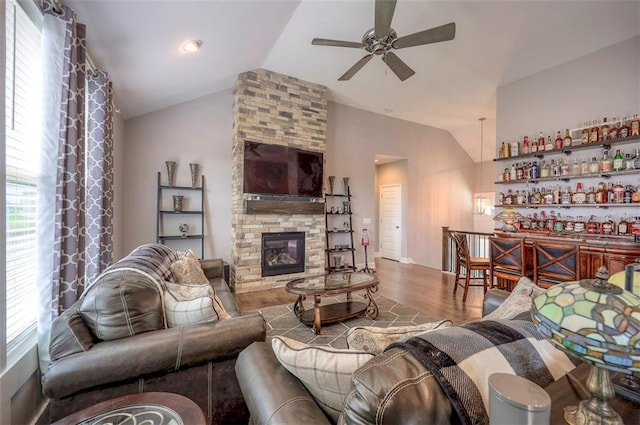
[170, 249, 208, 284]
[164, 282, 231, 327]
[483, 276, 545, 321]
[346, 320, 453, 355]
[271, 336, 374, 421]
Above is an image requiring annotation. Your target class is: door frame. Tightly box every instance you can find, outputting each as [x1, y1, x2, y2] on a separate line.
[378, 183, 403, 261]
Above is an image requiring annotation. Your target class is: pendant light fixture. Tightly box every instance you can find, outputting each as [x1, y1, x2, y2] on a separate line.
[476, 117, 486, 215]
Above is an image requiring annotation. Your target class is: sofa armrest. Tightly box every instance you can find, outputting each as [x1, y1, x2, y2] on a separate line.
[482, 288, 511, 317]
[200, 258, 224, 279]
[43, 313, 265, 399]
[236, 342, 332, 425]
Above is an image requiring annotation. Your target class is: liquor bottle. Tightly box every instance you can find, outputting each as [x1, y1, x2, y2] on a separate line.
[571, 158, 580, 175]
[600, 150, 612, 173]
[624, 185, 633, 204]
[625, 153, 634, 170]
[531, 161, 539, 179]
[555, 130, 563, 149]
[580, 157, 589, 175]
[561, 186, 572, 205]
[609, 117, 619, 139]
[553, 184, 561, 204]
[516, 163, 524, 181]
[633, 149, 640, 169]
[516, 190, 525, 205]
[607, 182, 615, 204]
[505, 189, 513, 205]
[580, 122, 590, 145]
[613, 149, 624, 171]
[530, 136, 538, 153]
[498, 191, 505, 205]
[572, 183, 586, 204]
[563, 128, 572, 147]
[589, 156, 600, 173]
[511, 141, 520, 157]
[618, 213, 630, 235]
[565, 216, 575, 232]
[537, 131, 545, 151]
[522, 135, 530, 154]
[551, 159, 560, 177]
[574, 216, 586, 233]
[589, 119, 600, 143]
[599, 117, 609, 141]
[586, 215, 599, 234]
[620, 116, 630, 138]
[540, 160, 550, 178]
[532, 188, 542, 205]
[612, 180, 625, 203]
[510, 163, 517, 180]
[554, 213, 564, 232]
[543, 188, 554, 205]
[586, 186, 596, 204]
[631, 113, 640, 137]
[601, 215, 615, 235]
[632, 185, 640, 203]
[545, 135, 554, 151]
[595, 182, 607, 204]
[560, 159, 570, 176]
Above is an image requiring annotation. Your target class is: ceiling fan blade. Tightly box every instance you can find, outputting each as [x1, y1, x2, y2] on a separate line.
[312, 38, 364, 49]
[392, 22, 456, 49]
[382, 52, 415, 81]
[338, 55, 374, 81]
[374, 0, 397, 38]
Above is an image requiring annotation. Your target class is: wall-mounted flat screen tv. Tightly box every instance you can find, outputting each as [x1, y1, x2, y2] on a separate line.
[243, 141, 323, 198]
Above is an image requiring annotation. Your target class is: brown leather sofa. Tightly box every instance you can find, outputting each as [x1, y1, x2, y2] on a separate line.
[235, 290, 511, 425]
[42, 244, 266, 424]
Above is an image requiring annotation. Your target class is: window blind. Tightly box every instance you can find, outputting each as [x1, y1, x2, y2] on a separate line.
[4, 0, 41, 355]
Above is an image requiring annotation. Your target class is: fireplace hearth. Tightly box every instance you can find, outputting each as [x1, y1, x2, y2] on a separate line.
[262, 232, 305, 277]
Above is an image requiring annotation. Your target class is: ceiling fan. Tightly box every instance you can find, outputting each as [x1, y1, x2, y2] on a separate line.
[311, 0, 455, 81]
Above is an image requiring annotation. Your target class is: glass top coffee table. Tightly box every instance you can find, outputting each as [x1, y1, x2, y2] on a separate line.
[285, 272, 379, 334]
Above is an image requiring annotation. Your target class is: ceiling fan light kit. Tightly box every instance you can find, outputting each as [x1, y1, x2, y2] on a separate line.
[311, 0, 455, 81]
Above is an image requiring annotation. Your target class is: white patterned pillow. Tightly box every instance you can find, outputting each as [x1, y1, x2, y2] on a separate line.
[170, 249, 208, 284]
[483, 276, 545, 321]
[346, 320, 453, 355]
[164, 283, 230, 327]
[271, 336, 374, 421]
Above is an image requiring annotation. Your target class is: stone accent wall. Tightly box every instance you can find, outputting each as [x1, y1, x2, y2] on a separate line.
[231, 69, 328, 293]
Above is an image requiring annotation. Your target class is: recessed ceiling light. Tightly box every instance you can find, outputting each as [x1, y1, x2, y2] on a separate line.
[182, 39, 203, 53]
[384, 108, 393, 113]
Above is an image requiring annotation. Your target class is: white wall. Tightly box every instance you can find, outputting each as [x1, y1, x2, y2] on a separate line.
[326, 102, 475, 269]
[497, 36, 640, 143]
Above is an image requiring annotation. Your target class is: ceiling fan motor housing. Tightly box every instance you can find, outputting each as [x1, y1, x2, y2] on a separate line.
[363, 28, 397, 55]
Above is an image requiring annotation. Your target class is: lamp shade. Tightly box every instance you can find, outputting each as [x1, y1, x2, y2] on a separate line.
[493, 208, 524, 232]
[531, 277, 640, 374]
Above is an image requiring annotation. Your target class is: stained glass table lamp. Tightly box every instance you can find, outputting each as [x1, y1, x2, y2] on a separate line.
[493, 208, 524, 232]
[531, 267, 640, 425]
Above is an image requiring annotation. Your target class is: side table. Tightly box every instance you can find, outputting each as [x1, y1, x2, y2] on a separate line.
[52, 392, 206, 425]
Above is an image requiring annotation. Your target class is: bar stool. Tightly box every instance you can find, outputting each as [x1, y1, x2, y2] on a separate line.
[533, 241, 578, 288]
[451, 232, 490, 302]
[489, 237, 530, 291]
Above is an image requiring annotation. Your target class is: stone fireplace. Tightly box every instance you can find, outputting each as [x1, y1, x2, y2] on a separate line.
[230, 69, 328, 293]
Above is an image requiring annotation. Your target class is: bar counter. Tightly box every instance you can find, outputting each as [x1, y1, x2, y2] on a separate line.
[493, 230, 640, 280]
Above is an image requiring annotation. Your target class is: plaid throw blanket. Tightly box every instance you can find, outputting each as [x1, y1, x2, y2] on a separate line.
[387, 313, 578, 425]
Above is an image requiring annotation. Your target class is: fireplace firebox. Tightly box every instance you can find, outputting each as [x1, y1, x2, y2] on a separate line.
[261, 232, 305, 277]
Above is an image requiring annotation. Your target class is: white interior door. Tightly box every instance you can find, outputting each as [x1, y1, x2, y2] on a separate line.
[379, 184, 402, 261]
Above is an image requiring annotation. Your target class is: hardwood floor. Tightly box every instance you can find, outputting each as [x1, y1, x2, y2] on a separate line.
[234, 258, 485, 324]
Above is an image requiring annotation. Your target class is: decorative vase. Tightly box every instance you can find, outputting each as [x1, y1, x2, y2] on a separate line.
[165, 161, 176, 187]
[173, 195, 184, 212]
[189, 163, 199, 188]
[328, 176, 335, 194]
[343, 177, 350, 195]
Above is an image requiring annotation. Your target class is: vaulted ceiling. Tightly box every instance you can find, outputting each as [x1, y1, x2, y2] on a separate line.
[65, 0, 640, 162]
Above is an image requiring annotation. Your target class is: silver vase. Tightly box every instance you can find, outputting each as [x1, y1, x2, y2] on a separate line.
[189, 163, 199, 188]
[165, 161, 176, 187]
[343, 177, 350, 195]
[328, 176, 335, 194]
[173, 195, 184, 212]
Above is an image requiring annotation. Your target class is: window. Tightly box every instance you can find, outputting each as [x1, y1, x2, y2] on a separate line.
[3, 0, 42, 365]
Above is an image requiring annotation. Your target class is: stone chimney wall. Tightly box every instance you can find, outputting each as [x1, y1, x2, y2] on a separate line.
[231, 69, 328, 293]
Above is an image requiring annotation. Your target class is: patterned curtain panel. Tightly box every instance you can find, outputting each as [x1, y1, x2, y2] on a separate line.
[86, 71, 114, 283]
[37, 0, 87, 371]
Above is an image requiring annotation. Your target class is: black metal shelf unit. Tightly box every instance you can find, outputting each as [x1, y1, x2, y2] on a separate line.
[325, 191, 356, 273]
[156, 171, 205, 257]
